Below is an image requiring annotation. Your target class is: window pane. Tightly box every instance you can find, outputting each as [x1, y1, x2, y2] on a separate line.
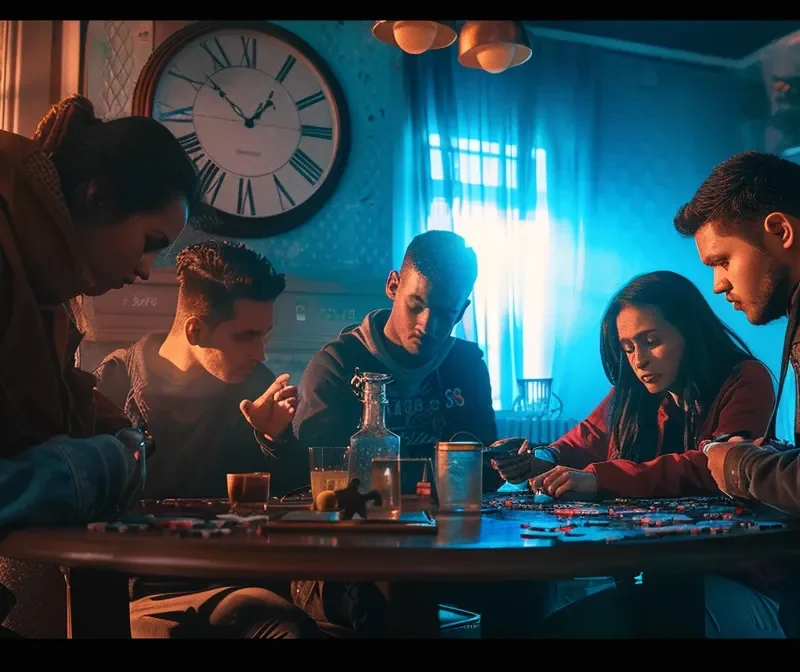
[458, 152, 483, 185]
[427, 137, 532, 191]
[423, 135, 550, 409]
[481, 156, 499, 187]
[506, 159, 517, 189]
[430, 148, 444, 180]
[535, 148, 547, 194]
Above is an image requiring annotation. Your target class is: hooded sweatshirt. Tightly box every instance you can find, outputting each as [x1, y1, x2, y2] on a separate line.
[289, 309, 499, 626]
[294, 309, 498, 474]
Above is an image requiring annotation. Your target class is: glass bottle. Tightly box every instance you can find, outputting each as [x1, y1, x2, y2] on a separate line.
[347, 368, 401, 519]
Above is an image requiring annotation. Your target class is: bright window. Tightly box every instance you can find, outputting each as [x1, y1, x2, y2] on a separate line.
[426, 134, 550, 409]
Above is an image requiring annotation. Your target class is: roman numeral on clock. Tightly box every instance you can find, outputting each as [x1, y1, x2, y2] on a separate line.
[198, 159, 226, 206]
[289, 149, 323, 185]
[177, 132, 202, 157]
[273, 175, 295, 211]
[300, 125, 332, 140]
[158, 106, 194, 124]
[237, 178, 256, 216]
[296, 91, 325, 111]
[275, 55, 296, 83]
[200, 37, 231, 72]
[240, 36, 257, 68]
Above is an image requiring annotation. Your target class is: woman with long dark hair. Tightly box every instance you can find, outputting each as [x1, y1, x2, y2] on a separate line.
[493, 270, 775, 499]
[492, 270, 785, 639]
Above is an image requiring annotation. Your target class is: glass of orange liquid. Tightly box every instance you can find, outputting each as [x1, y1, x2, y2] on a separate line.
[226, 472, 271, 511]
[309, 447, 349, 510]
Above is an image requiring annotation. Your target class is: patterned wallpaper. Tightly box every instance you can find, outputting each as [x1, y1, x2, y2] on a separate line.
[85, 20, 403, 281]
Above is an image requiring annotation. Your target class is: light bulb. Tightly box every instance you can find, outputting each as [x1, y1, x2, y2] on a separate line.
[475, 43, 516, 73]
[393, 21, 438, 55]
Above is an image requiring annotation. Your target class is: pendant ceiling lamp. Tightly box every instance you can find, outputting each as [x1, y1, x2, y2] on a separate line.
[372, 20, 531, 74]
[372, 20, 458, 55]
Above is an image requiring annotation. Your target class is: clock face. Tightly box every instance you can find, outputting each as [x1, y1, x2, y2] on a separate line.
[145, 24, 347, 233]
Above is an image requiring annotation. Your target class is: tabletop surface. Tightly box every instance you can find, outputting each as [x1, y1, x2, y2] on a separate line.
[0, 494, 797, 582]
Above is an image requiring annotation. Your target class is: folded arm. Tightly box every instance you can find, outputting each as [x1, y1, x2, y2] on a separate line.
[0, 434, 141, 528]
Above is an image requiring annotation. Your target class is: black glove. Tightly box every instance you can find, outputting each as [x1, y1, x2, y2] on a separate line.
[488, 438, 560, 484]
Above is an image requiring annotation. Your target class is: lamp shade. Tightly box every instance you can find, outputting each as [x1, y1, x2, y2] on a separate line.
[372, 20, 458, 54]
[458, 21, 532, 73]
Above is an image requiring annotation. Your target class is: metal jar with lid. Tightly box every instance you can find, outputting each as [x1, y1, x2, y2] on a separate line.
[434, 441, 483, 513]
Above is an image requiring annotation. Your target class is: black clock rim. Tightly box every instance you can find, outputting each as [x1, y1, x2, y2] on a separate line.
[132, 20, 351, 240]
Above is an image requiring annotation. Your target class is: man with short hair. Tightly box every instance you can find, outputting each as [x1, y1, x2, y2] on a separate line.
[95, 241, 304, 501]
[95, 241, 315, 639]
[295, 229, 497, 466]
[672, 151, 800, 514]
[293, 230, 501, 635]
[670, 149, 800, 638]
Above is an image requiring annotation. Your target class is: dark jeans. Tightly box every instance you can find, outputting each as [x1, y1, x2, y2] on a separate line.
[537, 574, 784, 638]
[130, 586, 325, 639]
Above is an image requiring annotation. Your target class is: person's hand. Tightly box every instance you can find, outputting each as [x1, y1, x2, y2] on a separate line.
[114, 426, 151, 512]
[530, 466, 598, 499]
[240, 373, 298, 441]
[116, 424, 155, 459]
[488, 438, 557, 484]
[703, 437, 747, 494]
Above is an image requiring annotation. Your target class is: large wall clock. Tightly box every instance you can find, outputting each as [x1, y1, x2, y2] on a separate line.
[132, 20, 350, 238]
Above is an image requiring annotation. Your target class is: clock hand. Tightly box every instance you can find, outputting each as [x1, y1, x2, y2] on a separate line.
[243, 103, 264, 129]
[204, 75, 248, 121]
[204, 74, 224, 95]
[251, 91, 275, 122]
[243, 91, 276, 128]
[227, 99, 248, 120]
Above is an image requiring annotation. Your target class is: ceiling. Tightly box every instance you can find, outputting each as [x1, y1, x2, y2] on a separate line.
[524, 20, 800, 61]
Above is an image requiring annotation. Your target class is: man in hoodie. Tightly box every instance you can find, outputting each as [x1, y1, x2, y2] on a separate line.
[293, 230, 507, 635]
[94, 241, 317, 639]
[294, 230, 497, 473]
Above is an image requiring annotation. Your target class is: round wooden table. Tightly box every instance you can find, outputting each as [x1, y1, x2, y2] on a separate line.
[2, 511, 799, 581]
[1, 500, 798, 638]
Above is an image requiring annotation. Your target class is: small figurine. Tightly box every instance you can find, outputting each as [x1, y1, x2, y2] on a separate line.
[335, 479, 382, 520]
[315, 490, 338, 511]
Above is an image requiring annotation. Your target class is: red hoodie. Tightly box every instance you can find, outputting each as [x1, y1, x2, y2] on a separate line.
[551, 360, 775, 498]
